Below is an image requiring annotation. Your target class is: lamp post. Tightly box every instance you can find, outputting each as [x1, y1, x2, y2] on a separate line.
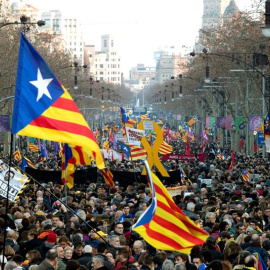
[0, 15, 45, 30]
[73, 62, 87, 90]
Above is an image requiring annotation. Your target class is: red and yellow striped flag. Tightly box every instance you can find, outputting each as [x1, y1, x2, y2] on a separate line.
[103, 140, 110, 153]
[28, 142, 39, 152]
[188, 116, 198, 126]
[159, 141, 173, 155]
[24, 156, 36, 168]
[100, 167, 115, 187]
[14, 148, 22, 161]
[241, 169, 250, 182]
[181, 132, 188, 142]
[132, 161, 208, 253]
[130, 146, 147, 160]
[141, 114, 150, 120]
[126, 118, 137, 127]
[11, 33, 105, 171]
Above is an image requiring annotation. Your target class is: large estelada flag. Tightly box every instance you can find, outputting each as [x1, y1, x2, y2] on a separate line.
[132, 161, 208, 253]
[12, 33, 104, 170]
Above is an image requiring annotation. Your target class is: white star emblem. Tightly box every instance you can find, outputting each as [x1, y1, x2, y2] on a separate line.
[123, 147, 127, 151]
[30, 68, 53, 102]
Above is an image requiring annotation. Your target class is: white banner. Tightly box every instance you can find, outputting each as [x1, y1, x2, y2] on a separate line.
[0, 160, 29, 202]
[266, 135, 270, 153]
[126, 127, 145, 146]
[143, 121, 154, 131]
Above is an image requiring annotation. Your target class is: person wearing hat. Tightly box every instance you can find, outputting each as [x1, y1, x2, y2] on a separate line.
[34, 232, 57, 260]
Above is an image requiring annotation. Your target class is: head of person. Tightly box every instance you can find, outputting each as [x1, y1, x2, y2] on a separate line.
[123, 205, 130, 215]
[45, 249, 58, 268]
[66, 260, 80, 270]
[26, 250, 42, 263]
[64, 247, 73, 260]
[192, 257, 203, 268]
[244, 255, 257, 269]
[56, 245, 64, 259]
[114, 222, 124, 234]
[133, 240, 144, 255]
[116, 248, 129, 262]
[186, 202, 195, 213]
[174, 253, 188, 265]
[92, 255, 105, 270]
[205, 260, 222, 270]
[205, 212, 216, 224]
[161, 259, 174, 270]
[109, 235, 120, 248]
[73, 241, 84, 256]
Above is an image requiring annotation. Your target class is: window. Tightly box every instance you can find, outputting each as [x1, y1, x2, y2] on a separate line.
[104, 39, 107, 47]
[100, 71, 103, 75]
[111, 40, 114, 47]
[80, 48, 82, 51]
[100, 77, 104, 81]
[100, 64, 103, 68]
[74, 42, 76, 45]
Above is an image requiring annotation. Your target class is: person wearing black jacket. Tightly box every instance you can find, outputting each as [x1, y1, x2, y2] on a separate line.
[77, 245, 93, 267]
[91, 255, 109, 270]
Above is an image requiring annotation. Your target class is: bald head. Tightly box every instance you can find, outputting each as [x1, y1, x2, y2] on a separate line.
[251, 234, 260, 244]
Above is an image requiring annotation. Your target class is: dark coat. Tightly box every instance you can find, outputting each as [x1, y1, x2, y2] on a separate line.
[245, 245, 269, 265]
[36, 259, 55, 270]
[77, 253, 92, 267]
[34, 244, 52, 260]
[5, 239, 20, 253]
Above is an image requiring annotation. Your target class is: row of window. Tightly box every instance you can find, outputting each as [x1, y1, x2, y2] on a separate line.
[95, 64, 120, 68]
[98, 77, 120, 82]
[68, 42, 83, 45]
[95, 71, 120, 75]
[95, 58, 120, 61]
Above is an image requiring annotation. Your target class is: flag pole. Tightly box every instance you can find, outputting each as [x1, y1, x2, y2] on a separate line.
[2, 133, 14, 270]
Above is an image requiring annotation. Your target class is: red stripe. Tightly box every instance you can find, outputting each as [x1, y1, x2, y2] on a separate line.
[51, 97, 81, 113]
[152, 215, 206, 244]
[30, 115, 97, 143]
[74, 147, 85, 165]
[144, 223, 184, 249]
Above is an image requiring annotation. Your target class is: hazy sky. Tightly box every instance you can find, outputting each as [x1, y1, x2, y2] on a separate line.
[21, 0, 252, 78]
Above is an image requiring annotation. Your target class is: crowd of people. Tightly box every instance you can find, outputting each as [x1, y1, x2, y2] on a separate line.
[1, 137, 270, 270]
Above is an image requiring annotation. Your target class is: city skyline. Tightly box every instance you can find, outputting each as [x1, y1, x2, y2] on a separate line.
[17, 0, 253, 79]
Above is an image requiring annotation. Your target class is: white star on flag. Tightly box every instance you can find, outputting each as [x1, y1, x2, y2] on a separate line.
[30, 68, 53, 102]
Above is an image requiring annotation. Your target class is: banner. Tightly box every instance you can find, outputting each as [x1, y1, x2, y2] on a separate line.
[216, 117, 226, 128]
[249, 115, 263, 131]
[257, 132, 265, 146]
[126, 127, 145, 146]
[0, 115, 10, 132]
[177, 114, 181, 121]
[225, 116, 235, 130]
[235, 116, 246, 131]
[0, 159, 29, 201]
[205, 117, 215, 129]
[161, 153, 205, 162]
[266, 135, 270, 153]
[143, 121, 154, 131]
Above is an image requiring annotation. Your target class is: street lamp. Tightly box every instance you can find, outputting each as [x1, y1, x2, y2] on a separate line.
[0, 15, 45, 30]
[73, 62, 87, 90]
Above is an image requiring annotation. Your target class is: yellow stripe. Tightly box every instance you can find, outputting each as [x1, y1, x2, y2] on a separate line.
[18, 126, 105, 169]
[61, 86, 73, 100]
[43, 107, 89, 128]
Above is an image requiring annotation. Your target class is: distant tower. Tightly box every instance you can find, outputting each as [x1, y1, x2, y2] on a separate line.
[201, 0, 231, 30]
[223, 0, 240, 23]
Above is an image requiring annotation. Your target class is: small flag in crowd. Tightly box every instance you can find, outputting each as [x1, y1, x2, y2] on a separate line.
[100, 167, 115, 187]
[241, 169, 250, 182]
[158, 141, 173, 155]
[21, 156, 36, 171]
[39, 142, 48, 161]
[132, 161, 208, 253]
[28, 142, 39, 152]
[130, 146, 147, 160]
[14, 145, 22, 162]
[103, 140, 110, 153]
[229, 150, 235, 170]
[188, 116, 198, 126]
[141, 114, 150, 120]
[216, 148, 223, 160]
[118, 141, 131, 159]
[61, 144, 75, 189]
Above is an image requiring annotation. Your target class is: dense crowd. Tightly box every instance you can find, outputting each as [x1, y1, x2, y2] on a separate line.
[1, 143, 270, 270]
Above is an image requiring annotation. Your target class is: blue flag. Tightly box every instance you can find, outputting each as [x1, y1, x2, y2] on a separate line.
[21, 157, 28, 172]
[120, 107, 129, 125]
[118, 141, 130, 158]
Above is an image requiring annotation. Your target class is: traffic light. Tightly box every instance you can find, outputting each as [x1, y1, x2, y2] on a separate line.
[102, 105, 105, 112]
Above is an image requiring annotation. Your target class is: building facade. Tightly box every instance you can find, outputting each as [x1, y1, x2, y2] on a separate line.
[88, 34, 122, 85]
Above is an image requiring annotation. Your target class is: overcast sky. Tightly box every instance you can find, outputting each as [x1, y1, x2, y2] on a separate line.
[20, 0, 252, 78]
